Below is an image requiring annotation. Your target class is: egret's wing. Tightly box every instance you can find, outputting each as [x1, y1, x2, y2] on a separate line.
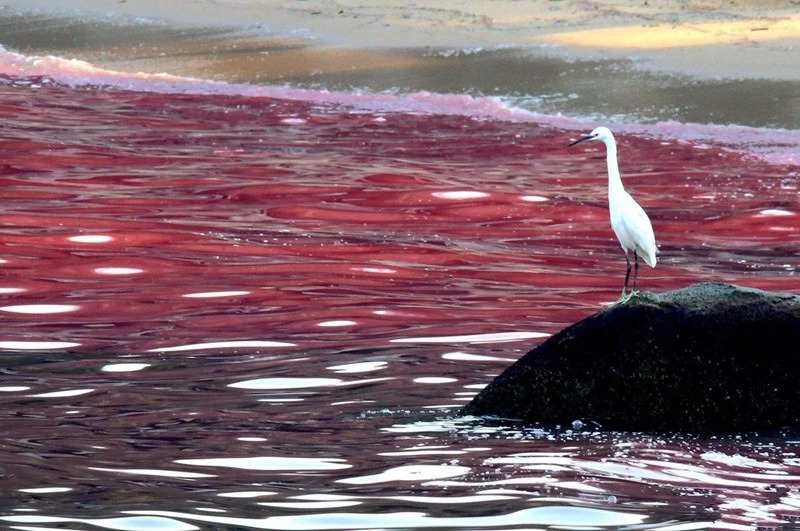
[620, 193, 657, 266]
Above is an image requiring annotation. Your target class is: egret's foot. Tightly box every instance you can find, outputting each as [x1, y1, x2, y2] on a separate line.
[616, 291, 635, 304]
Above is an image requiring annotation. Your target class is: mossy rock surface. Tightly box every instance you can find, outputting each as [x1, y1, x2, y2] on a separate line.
[460, 282, 800, 433]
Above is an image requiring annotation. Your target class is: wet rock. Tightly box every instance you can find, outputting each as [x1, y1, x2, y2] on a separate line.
[461, 282, 800, 433]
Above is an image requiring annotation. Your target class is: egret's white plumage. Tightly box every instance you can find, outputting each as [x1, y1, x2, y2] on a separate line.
[570, 126, 657, 297]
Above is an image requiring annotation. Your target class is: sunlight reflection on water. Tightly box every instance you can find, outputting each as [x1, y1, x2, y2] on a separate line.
[176, 456, 352, 471]
[0, 340, 81, 349]
[0, 304, 79, 314]
[1, 515, 199, 531]
[88, 467, 216, 479]
[391, 331, 551, 344]
[148, 340, 297, 352]
[110, 506, 648, 529]
[68, 234, 114, 243]
[29, 388, 94, 398]
[337, 464, 471, 485]
[102, 362, 151, 372]
[0, 76, 796, 529]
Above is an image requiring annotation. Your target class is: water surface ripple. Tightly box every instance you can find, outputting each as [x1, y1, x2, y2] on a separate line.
[0, 77, 797, 529]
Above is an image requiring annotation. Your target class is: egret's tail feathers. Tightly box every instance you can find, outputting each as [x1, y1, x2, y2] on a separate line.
[636, 245, 657, 267]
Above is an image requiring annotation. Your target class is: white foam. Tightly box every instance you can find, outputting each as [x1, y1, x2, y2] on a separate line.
[0, 46, 532, 121]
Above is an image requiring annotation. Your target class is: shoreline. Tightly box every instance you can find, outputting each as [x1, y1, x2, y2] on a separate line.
[0, 1, 799, 138]
[0, 0, 799, 81]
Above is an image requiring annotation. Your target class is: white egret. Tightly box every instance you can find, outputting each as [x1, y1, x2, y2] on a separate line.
[570, 127, 657, 299]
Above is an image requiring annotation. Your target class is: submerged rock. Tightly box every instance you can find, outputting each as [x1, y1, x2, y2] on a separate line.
[461, 282, 800, 433]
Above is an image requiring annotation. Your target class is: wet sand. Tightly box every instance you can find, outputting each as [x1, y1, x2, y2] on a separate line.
[2, 0, 800, 78]
[0, 1, 799, 128]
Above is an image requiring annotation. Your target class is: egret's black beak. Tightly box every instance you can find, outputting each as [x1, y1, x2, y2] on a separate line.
[569, 135, 594, 146]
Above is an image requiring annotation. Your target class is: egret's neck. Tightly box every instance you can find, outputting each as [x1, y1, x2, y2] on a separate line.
[604, 139, 624, 198]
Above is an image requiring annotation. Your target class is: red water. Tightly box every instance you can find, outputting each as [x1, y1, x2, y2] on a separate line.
[0, 77, 798, 529]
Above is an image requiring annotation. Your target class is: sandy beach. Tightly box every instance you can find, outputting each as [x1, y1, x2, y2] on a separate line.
[0, 1, 798, 130]
[1, 0, 799, 80]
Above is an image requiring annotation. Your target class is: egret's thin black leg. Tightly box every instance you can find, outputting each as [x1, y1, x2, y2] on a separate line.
[623, 252, 631, 297]
[633, 252, 640, 291]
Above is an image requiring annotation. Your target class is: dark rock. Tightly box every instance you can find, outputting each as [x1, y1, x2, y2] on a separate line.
[460, 282, 800, 433]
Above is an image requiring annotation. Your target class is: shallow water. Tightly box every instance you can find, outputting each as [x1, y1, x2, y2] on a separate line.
[3, 12, 800, 131]
[0, 49, 798, 530]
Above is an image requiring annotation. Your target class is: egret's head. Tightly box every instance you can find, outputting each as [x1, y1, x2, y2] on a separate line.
[569, 126, 614, 146]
